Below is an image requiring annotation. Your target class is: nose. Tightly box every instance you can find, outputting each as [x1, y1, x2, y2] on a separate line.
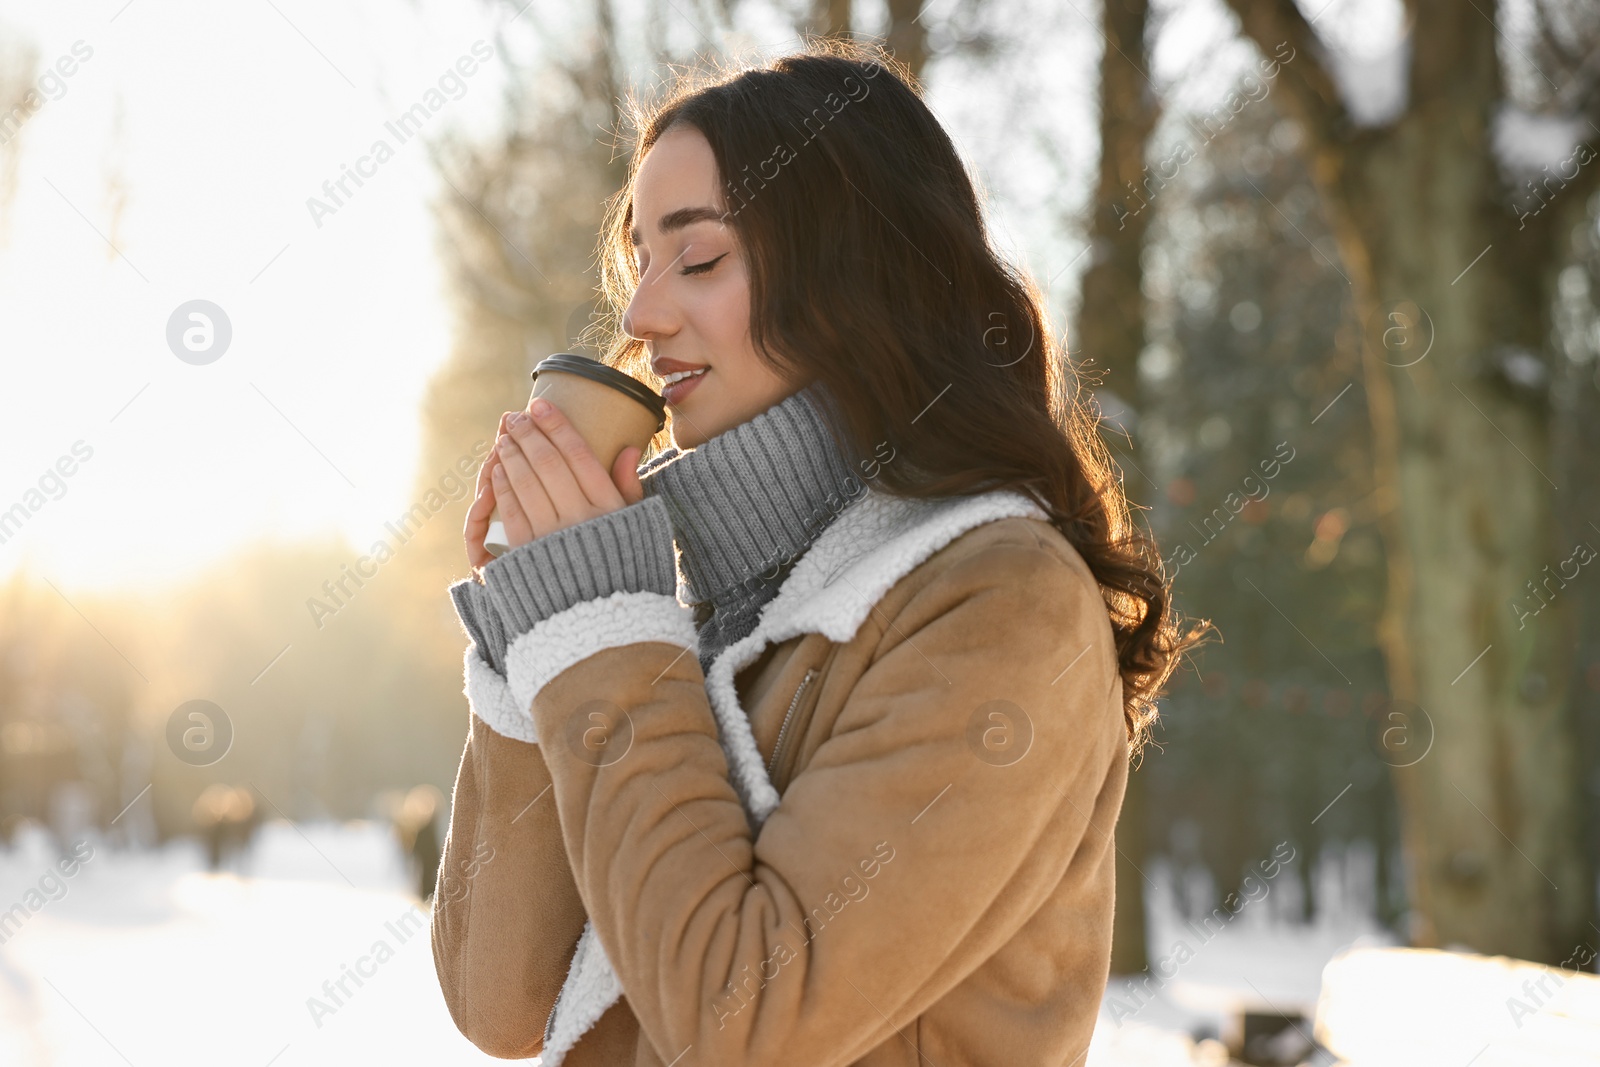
[621, 261, 678, 343]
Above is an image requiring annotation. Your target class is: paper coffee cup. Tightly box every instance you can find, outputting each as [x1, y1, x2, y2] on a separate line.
[483, 353, 666, 558]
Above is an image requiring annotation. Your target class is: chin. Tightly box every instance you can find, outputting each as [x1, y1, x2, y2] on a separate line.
[670, 388, 749, 448]
[668, 415, 710, 450]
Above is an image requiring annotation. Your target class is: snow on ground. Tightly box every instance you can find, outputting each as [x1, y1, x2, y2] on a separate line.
[0, 819, 528, 1066]
[0, 820, 1393, 1065]
[1087, 851, 1397, 1065]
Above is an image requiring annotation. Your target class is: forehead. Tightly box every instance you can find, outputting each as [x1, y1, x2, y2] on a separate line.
[630, 126, 727, 244]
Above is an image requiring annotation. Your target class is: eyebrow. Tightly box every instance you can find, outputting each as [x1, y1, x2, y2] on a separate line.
[630, 206, 728, 246]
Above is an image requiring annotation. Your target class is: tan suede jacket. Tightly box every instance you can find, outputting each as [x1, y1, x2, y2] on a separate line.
[431, 486, 1129, 1066]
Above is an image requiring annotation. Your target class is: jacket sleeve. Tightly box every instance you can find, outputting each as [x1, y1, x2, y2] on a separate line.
[431, 495, 680, 1056]
[520, 530, 1127, 1066]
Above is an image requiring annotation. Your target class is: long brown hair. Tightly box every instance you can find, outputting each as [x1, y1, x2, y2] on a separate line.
[592, 38, 1204, 756]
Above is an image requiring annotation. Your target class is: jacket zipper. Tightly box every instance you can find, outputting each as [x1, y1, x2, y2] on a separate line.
[543, 973, 562, 1047]
[767, 668, 817, 779]
[545, 925, 584, 1047]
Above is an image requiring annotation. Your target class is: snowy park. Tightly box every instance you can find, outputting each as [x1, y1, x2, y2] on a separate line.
[3, 0, 1599, 1063]
[0, 815, 1420, 1065]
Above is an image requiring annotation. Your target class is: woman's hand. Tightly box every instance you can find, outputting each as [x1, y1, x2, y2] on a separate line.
[464, 399, 645, 571]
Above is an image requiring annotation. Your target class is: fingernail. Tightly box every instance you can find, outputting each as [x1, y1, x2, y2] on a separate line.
[530, 398, 551, 418]
[510, 411, 531, 428]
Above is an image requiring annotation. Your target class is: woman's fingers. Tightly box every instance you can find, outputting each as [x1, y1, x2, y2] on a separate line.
[496, 422, 559, 538]
[463, 477, 497, 570]
[486, 401, 640, 553]
[526, 400, 626, 514]
[474, 412, 515, 500]
[490, 459, 535, 547]
[464, 412, 517, 570]
[611, 445, 644, 506]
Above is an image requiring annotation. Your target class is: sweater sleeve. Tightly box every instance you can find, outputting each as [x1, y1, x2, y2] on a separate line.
[517, 531, 1127, 1066]
[447, 577, 511, 676]
[483, 493, 678, 636]
[447, 494, 679, 722]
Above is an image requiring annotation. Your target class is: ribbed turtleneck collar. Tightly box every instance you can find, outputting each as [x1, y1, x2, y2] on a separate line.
[638, 380, 861, 613]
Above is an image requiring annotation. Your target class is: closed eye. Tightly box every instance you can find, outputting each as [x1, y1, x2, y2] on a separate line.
[680, 252, 729, 276]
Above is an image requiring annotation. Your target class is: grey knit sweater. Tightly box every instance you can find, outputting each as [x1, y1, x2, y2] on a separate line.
[448, 380, 862, 679]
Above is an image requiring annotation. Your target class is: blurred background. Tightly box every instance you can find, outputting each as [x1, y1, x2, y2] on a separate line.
[0, 0, 1596, 1064]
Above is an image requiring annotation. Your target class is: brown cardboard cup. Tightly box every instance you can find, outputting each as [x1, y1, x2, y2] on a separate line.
[483, 355, 665, 559]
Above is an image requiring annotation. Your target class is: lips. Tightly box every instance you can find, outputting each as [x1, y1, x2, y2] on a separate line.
[652, 357, 708, 376]
[661, 366, 708, 405]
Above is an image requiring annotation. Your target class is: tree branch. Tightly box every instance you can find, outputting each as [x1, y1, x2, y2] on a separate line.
[1220, 0, 1351, 158]
[1499, 2, 1600, 270]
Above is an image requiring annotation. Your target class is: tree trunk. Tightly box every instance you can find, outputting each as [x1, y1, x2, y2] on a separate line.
[809, 0, 852, 42]
[1336, 130, 1591, 963]
[1077, 0, 1160, 975]
[1224, 0, 1596, 963]
[884, 0, 928, 80]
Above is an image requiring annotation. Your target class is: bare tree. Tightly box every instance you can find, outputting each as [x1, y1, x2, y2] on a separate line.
[1221, 0, 1599, 963]
[802, 0, 932, 80]
[884, 0, 930, 79]
[808, 0, 853, 42]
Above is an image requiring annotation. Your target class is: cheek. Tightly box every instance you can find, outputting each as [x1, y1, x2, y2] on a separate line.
[695, 269, 750, 346]
[681, 260, 792, 414]
[680, 266, 755, 387]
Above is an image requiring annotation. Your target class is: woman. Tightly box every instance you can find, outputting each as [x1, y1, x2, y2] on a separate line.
[432, 40, 1196, 1067]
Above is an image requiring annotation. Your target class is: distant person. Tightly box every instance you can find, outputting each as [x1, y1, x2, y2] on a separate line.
[393, 784, 443, 902]
[191, 785, 256, 872]
[222, 786, 259, 872]
[191, 784, 231, 871]
[410, 799, 441, 902]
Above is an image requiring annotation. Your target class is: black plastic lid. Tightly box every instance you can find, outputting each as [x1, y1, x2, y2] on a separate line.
[531, 353, 666, 433]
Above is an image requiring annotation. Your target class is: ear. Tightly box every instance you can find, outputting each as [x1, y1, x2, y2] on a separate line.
[611, 445, 645, 505]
